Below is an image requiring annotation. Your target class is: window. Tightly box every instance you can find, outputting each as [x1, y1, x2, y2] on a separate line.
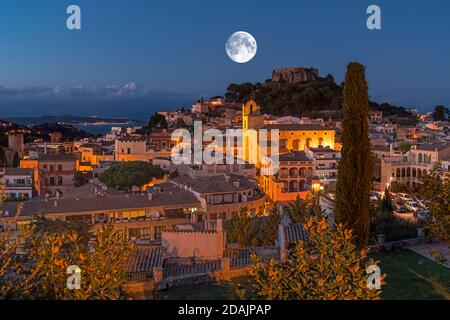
[49, 177, 55, 186]
[129, 227, 152, 240]
[418, 153, 423, 163]
[165, 208, 185, 218]
[127, 148, 131, 154]
[50, 165, 54, 171]
[58, 177, 63, 186]
[154, 226, 166, 240]
[58, 164, 62, 171]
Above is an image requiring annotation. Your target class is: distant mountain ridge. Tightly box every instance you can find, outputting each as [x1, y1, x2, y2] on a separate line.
[0, 120, 93, 146]
[4, 115, 144, 126]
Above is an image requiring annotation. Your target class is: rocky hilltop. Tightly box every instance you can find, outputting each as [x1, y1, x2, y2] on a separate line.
[272, 67, 319, 84]
[225, 67, 411, 118]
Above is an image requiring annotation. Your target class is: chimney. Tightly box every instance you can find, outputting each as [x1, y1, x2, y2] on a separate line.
[389, 143, 394, 156]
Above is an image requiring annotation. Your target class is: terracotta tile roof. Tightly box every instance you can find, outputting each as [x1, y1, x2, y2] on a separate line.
[284, 224, 309, 244]
[2, 168, 33, 176]
[0, 183, 200, 217]
[171, 174, 255, 194]
[415, 142, 450, 151]
[125, 246, 164, 272]
[38, 153, 77, 161]
[279, 151, 311, 162]
[261, 123, 332, 131]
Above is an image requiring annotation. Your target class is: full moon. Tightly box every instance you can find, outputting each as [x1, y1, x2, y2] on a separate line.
[226, 31, 257, 63]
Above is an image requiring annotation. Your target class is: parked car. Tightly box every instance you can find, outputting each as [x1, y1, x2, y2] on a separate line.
[411, 195, 427, 209]
[371, 191, 383, 200]
[405, 201, 422, 213]
[393, 201, 408, 213]
[415, 209, 431, 220]
[370, 194, 379, 202]
[398, 193, 414, 202]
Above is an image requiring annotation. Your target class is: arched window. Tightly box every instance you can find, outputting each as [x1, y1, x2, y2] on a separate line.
[402, 168, 406, 177]
[289, 180, 298, 192]
[407, 167, 411, 177]
[396, 168, 400, 177]
[318, 137, 324, 147]
[418, 153, 423, 163]
[412, 168, 416, 177]
[417, 169, 422, 178]
[306, 138, 312, 148]
[299, 167, 306, 176]
[299, 180, 306, 191]
[279, 168, 288, 178]
[289, 168, 298, 177]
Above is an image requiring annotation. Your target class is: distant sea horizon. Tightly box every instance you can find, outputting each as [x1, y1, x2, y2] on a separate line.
[73, 123, 143, 135]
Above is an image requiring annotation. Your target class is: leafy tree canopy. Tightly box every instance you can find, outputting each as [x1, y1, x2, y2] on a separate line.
[140, 113, 168, 133]
[99, 161, 164, 190]
[433, 105, 449, 121]
[224, 75, 410, 119]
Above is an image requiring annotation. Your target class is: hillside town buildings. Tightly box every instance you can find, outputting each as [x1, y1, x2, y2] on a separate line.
[1, 98, 449, 282]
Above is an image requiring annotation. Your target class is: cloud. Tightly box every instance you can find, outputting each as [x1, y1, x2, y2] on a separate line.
[0, 83, 200, 118]
[0, 83, 197, 101]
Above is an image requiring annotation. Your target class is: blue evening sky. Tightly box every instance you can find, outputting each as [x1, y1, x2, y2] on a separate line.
[0, 0, 449, 116]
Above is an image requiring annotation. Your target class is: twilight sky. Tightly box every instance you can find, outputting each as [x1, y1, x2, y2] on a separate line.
[0, 0, 449, 117]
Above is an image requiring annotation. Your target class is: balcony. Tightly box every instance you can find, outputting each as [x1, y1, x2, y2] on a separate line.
[315, 166, 337, 171]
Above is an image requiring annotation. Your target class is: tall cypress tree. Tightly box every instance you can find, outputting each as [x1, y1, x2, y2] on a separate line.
[335, 63, 374, 247]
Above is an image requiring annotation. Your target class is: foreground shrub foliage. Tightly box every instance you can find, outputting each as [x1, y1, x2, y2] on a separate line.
[251, 217, 386, 300]
[419, 164, 450, 245]
[0, 223, 134, 300]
